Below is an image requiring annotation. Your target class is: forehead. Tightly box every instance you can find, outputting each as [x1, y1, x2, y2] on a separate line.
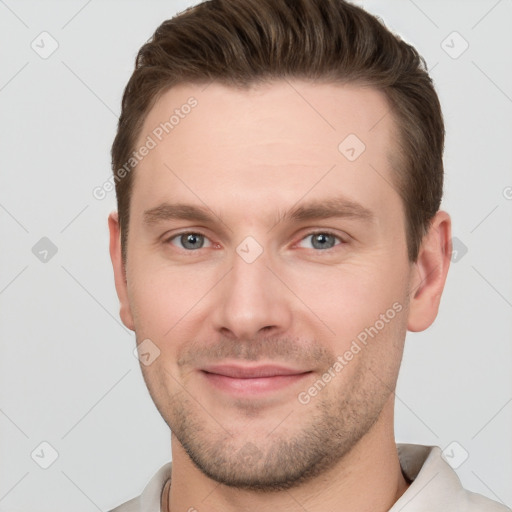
[131, 80, 400, 218]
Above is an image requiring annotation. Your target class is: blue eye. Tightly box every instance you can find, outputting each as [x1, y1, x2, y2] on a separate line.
[168, 232, 212, 250]
[297, 232, 341, 250]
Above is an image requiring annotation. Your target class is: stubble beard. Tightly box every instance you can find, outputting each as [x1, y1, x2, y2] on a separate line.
[163, 360, 394, 492]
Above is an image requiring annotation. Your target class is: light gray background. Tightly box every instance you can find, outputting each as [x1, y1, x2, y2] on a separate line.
[1, 0, 511, 510]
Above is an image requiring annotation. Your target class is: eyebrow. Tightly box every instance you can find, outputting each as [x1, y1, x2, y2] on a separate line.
[143, 203, 214, 226]
[283, 197, 374, 224]
[142, 197, 375, 227]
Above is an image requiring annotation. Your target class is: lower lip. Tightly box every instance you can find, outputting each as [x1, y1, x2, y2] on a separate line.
[201, 371, 311, 396]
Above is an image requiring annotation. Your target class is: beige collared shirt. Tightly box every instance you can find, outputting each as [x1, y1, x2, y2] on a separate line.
[109, 444, 510, 512]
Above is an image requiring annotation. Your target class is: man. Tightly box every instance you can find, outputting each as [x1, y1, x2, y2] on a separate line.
[107, 0, 509, 510]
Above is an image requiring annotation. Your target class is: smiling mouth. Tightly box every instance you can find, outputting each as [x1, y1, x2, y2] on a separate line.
[200, 363, 312, 395]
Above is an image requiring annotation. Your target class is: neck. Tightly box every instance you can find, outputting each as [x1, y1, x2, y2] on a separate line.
[165, 400, 409, 512]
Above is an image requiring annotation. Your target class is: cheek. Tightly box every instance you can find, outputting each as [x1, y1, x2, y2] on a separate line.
[127, 261, 217, 337]
[127, 266, 206, 397]
[284, 254, 409, 346]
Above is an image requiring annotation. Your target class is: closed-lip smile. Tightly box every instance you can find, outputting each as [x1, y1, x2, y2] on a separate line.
[200, 363, 312, 395]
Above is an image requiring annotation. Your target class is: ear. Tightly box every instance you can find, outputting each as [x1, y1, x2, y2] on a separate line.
[407, 210, 452, 332]
[108, 211, 135, 331]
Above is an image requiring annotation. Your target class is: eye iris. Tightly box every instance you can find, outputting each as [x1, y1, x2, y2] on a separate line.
[181, 233, 204, 249]
[312, 233, 335, 250]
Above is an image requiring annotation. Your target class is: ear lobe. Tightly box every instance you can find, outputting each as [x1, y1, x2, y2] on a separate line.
[407, 210, 452, 332]
[108, 211, 135, 331]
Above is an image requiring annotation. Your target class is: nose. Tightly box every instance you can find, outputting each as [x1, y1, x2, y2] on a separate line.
[211, 246, 293, 341]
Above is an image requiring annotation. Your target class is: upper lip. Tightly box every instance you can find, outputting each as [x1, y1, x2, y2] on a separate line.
[201, 364, 310, 379]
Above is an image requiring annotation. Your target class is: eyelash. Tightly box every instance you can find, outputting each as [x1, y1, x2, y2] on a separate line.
[164, 230, 346, 252]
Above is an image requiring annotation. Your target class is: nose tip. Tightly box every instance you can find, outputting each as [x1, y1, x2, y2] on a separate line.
[212, 250, 292, 341]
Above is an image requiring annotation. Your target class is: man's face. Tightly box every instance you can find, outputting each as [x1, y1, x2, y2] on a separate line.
[117, 81, 416, 489]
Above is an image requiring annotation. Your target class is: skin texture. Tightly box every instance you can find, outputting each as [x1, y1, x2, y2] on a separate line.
[109, 80, 451, 512]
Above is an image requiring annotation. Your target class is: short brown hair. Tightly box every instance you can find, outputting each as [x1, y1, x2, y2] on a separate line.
[111, 0, 444, 264]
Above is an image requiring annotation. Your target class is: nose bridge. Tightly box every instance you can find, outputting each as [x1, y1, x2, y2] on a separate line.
[212, 242, 291, 339]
